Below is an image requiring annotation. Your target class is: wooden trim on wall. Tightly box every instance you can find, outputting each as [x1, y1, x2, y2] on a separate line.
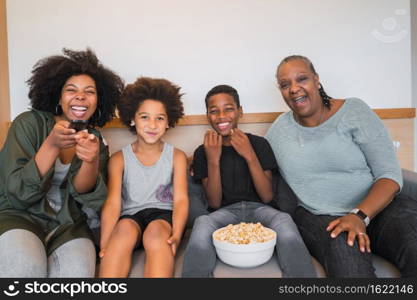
[373, 108, 416, 119]
[104, 108, 416, 128]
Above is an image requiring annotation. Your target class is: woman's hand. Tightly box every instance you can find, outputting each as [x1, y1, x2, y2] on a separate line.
[47, 120, 77, 149]
[204, 130, 222, 164]
[74, 131, 99, 163]
[326, 214, 371, 253]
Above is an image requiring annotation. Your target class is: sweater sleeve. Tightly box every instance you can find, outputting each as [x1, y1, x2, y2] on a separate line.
[347, 99, 403, 189]
[1, 112, 55, 210]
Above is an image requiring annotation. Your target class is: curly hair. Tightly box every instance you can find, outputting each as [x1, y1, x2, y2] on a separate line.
[27, 48, 124, 127]
[204, 84, 240, 109]
[118, 77, 184, 133]
[276, 55, 332, 108]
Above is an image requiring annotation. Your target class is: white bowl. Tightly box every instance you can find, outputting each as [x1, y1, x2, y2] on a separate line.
[212, 227, 277, 268]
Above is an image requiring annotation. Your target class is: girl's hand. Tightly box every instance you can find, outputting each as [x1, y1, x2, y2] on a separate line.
[74, 131, 99, 163]
[167, 235, 180, 256]
[326, 214, 371, 253]
[47, 120, 77, 149]
[99, 248, 106, 258]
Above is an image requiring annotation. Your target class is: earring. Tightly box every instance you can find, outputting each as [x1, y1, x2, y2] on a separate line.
[55, 104, 61, 115]
[97, 108, 102, 120]
[130, 120, 135, 126]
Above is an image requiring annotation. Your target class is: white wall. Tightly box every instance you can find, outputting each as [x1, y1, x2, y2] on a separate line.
[6, 0, 412, 119]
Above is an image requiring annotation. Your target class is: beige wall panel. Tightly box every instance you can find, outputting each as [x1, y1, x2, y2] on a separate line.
[101, 119, 414, 171]
[383, 119, 414, 171]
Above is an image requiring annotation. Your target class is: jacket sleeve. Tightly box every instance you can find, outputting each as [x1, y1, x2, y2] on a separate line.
[66, 131, 109, 211]
[2, 112, 55, 210]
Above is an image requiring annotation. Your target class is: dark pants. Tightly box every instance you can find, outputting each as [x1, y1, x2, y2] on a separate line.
[294, 194, 417, 278]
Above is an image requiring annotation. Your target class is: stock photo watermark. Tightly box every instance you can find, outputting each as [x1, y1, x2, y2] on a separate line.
[372, 8, 408, 43]
[2, 280, 127, 297]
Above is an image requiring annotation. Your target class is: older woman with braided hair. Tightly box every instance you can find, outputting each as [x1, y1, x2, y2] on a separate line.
[265, 55, 417, 277]
[0, 48, 123, 277]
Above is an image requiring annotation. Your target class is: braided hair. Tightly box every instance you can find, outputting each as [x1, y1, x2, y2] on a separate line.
[277, 55, 332, 108]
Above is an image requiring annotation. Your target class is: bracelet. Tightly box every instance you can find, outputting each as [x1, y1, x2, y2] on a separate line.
[349, 208, 370, 227]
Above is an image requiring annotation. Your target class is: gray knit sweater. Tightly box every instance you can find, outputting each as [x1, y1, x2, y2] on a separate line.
[265, 98, 403, 216]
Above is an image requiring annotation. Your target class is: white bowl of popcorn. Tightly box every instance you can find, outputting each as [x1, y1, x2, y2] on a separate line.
[212, 222, 277, 268]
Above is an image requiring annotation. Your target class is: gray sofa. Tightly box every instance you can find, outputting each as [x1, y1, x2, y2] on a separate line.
[126, 169, 417, 277]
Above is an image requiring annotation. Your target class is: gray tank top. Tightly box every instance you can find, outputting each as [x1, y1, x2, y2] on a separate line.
[121, 142, 174, 216]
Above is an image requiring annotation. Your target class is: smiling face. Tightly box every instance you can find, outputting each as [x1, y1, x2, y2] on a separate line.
[206, 93, 242, 137]
[133, 99, 168, 144]
[277, 59, 323, 121]
[59, 74, 97, 121]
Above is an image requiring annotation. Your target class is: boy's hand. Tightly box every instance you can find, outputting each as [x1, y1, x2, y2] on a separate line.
[204, 130, 222, 164]
[230, 129, 256, 161]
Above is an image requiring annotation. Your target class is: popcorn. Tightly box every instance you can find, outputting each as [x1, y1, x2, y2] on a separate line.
[213, 222, 276, 244]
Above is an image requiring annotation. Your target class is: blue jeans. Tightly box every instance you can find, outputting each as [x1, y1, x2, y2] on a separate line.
[182, 201, 316, 277]
[0, 229, 96, 277]
[294, 194, 417, 277]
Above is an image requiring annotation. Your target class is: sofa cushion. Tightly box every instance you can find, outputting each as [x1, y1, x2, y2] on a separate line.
[127, 229, 400, 278]
[186, 175, 209, 228]
[401, 169, 417, 200]
[269, 173, 299, 218]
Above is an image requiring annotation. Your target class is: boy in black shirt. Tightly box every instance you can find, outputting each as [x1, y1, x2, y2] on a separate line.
[182, 85, 316, 277]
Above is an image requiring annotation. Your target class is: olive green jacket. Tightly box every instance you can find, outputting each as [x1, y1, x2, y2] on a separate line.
[0, 109, 108, 254]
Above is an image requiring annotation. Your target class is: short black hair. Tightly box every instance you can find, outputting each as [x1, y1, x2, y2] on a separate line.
[118, 77, 184, 133]
[27, 48, 124, 127]
[204, 84, 240, 109]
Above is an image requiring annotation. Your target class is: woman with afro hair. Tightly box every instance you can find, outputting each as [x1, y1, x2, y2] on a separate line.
[0, 48, 123, 277]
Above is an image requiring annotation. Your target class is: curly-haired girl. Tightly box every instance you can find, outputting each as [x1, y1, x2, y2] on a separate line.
[99, 77, 189, 277]
[0, 48, 124, 277]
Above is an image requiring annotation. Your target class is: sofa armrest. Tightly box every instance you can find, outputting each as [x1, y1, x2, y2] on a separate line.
[401, 169, 417, 201]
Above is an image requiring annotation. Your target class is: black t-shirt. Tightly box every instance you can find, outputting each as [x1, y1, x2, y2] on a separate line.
[192, 133, 278, 209]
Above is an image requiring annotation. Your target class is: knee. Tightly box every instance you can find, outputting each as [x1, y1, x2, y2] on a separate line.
[112, 219, 140, 241]
[326, 233, 364, 258]
[269, 211, 297, 232]
[49, 238, 96, 277]
[142, 222, 170, 252]
[0, 229, 47, 277]
[58, 238, 96, 260]
[193, 215, 215, 228]
[189, 216, 217, 243]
